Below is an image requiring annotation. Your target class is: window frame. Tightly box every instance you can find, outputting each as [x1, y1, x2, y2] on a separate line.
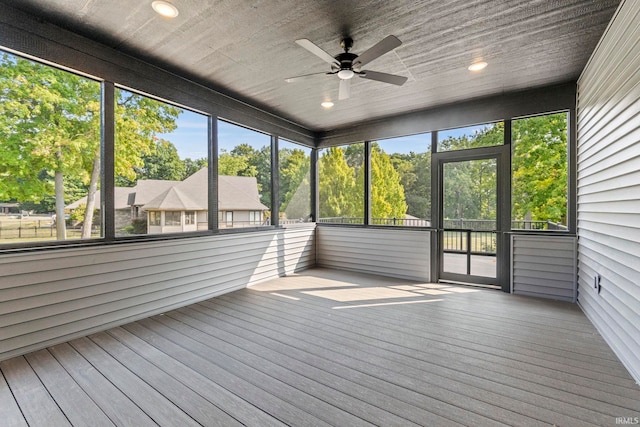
[148, 211, 161, 226]
[164, 211, 181, 226]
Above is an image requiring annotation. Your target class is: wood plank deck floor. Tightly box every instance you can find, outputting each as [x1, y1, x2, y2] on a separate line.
[2, 268, 639, 426]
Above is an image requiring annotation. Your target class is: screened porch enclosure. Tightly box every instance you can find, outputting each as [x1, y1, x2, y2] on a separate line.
[1, 1, 640, 421]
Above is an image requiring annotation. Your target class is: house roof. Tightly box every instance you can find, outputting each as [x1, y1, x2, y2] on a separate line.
[66, 169, 268, 212]
[65, 187, 134, 211]
[67, 169, 268, 213]
[218, 174, 269, 211]
[143, 169, 207, 211]
[129, 180, 180, 206]
[144, 168, 268, 212]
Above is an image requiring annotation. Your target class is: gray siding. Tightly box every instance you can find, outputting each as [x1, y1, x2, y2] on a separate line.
[511, 235, 577, 302]
[316, 226, 431, 281]
[0, 225, 315, 360]
[577, 0, 640, 382]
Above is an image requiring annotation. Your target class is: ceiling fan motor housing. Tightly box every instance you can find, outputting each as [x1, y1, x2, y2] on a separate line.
[334, 52, 358, 71]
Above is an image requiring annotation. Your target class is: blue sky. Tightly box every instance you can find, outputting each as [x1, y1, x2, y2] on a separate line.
[157, 109, 272, 159]
[159, 108, 494, 158]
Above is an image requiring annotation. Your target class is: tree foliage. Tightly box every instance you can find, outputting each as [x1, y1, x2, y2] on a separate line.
[279, 147, 310, 219]
[319, 146, 361, 218]
[388, 151, 431, 218]
[116, 138, 186, 186]
[367, 144, 407, 219]
[512, 113, 567, 223]
[0, 52, 181, 239]
[0, 52, 101, 238]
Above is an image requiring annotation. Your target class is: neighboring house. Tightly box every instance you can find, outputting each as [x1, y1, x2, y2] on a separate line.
[66, 186, 139, 230]
[66, 168, 269, 233]
[217, 174, 270, 229]
[0, 203, 20, 215]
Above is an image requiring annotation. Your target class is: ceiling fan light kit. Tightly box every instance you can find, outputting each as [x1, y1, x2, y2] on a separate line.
[287, 35, 407, 100]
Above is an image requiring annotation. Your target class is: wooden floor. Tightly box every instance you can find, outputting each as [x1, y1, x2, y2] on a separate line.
[2, 268, 639, 426]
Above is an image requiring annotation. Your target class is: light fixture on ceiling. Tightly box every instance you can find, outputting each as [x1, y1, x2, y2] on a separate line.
[152, 1, 179, 18]
[321, 101, 334, 109]
[337, 69, 355, 80]
[468, 61, 488, 72]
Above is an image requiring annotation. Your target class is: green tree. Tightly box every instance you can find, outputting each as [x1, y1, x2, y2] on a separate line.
[115, 138, 186, 186]
[512, 113, 567, 223]
[363, 144, 407, 220]
[279, 147, 310, 216]
[137, 139, 186, 181]
[319, 146, 361, 218]
[183, 157, 208, 178]
[0, 52, 101, 239]
[250, 145, 272, 207]
[0, 53, 181, 240]
[389, 151, 431, 219]
[218, 150, 254, 176]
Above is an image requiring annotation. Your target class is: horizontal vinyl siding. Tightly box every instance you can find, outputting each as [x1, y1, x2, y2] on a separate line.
[316, 226, 431, 281]
[577, 0, 640, 382]
[0, 225, 315, 360]
[511, 235, 577, 302]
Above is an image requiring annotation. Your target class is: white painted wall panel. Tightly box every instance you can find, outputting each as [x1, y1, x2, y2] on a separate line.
[0, 225, 315, 360]
[511, 235, 577, 302]
[316, 226, 431, 281]
[577, 0, 640, 382]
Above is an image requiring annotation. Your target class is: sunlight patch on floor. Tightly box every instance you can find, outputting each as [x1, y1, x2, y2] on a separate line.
[269, 292, 300, 300]
[416, 289, 451, 295]
[302, 287, 419, 302]
[333, 299, 444, 309]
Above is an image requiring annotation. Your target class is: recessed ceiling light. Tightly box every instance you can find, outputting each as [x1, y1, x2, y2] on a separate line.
[468, 61, 488, 72]
[321, 101, 334, 109]
[152, 1, 179, 18]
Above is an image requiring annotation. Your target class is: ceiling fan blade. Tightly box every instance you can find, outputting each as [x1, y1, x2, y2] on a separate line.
[359, 70, 408, 86]
[285, 72, 333, 83]
[338, 78, 351, 100]
[353, 35, 402, 67]
[295, 39, 340, 66]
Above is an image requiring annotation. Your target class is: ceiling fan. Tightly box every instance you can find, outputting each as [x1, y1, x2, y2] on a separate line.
[286, 35, 408, 100]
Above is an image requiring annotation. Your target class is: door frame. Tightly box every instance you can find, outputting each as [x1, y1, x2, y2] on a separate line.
[431, 144, 511, 290]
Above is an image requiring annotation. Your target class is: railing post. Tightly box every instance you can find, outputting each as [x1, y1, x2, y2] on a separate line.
[466, 230, 472, 275]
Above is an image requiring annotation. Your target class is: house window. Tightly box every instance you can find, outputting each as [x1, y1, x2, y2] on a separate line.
[185, 211, 195, 225]
[279, 140, 312, 223]
[218, 120, 271, 228]
[165, 211, 181, 226]
[249, 211, 262, 224]
[319, 143, 365, 224]
[370, 134, 432, 226]
[512, 112, 568, 231]
[149, 211, 161, 226]
[113, 88, 208, 236]
[226, 211, 233, 225]
[0, 49, 102, 245]
[437, 122, 504, 152]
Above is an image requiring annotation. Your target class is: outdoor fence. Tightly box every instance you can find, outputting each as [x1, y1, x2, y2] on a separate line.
[320, 217, 566, 231]
[318, 217, 431, 227]
[0, 225, 98, 240]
